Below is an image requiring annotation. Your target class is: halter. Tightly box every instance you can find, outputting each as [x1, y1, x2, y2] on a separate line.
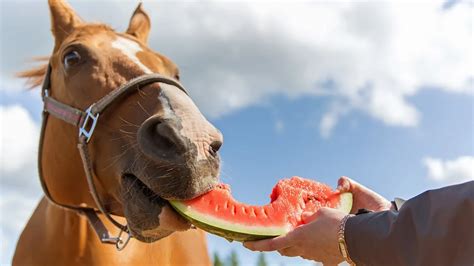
[39, 63, 189, 250]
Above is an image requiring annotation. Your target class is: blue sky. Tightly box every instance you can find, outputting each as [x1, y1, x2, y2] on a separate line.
[1, 0, 473, 265]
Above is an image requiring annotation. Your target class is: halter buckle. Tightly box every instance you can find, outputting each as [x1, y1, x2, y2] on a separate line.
[100, 227, 132, 251]
[116, 227, 132, 251]
[79, 106, 99, 143]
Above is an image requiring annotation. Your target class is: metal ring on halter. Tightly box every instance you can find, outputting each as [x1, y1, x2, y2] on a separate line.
[79, 106, 100, 143]
[116, 227, 132, 251]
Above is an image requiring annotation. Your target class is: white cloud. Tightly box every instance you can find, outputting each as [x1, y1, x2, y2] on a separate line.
[320, 102, 350, 138]
[0, 105, 38, 173]
[1, 0, 472, 138]
[364, 88, 420, 127]
[423, 156, 474, 184]
[0, 191, 41, 262]
[0, 105, 42, 264]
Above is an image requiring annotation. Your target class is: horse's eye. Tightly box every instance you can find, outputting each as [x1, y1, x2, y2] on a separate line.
[63, 50, 81, 69]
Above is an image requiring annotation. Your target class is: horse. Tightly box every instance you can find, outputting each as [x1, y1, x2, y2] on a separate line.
[13, 0, 223, 265]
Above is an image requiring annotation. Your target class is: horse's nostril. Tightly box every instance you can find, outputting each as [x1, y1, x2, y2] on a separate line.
[138, 116, 188, 161]
[209, 140, 222, 155]
[154, 123, 175, 151]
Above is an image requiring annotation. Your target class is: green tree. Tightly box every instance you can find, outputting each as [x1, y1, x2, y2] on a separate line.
[213, 251, 224, 266]
[227, 250, 239, 266]
[256, 253, 268, 266]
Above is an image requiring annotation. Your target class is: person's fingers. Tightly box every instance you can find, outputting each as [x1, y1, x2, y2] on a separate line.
[336, 176, 352, 192]
[277, 247, 299, 257]
[243, 234, 293, 251]
[341, 176, 379, 196]
[301, 208, 325, 224]
[337, 176, 391, 212]
[338, 176, 378, 198]
[302, 206, 344, 224]
[301, 211, 315, 223]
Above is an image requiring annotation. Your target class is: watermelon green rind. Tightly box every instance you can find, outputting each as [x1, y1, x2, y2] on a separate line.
[169, 192, 353, 242]
[336, 192, 353, 214]
[170, 200, 282, 241]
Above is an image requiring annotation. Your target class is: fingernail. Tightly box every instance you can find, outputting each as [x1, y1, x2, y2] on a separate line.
[338, 179, 350, 191]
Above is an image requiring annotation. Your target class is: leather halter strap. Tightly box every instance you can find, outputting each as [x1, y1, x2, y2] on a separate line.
[39, 64, 188, 250]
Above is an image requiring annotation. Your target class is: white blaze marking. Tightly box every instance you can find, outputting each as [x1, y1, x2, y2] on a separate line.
[111, 37, 152, 74]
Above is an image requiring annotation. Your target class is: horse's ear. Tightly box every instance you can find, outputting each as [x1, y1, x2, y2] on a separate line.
[126, 3, 151, 43]
[48, 0, 82, 48]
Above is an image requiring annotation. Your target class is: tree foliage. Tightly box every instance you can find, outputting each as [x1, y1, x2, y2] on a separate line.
[213, 252, 224, 266]
[228, 250, 239, 266]
[256, 253, 268, 266]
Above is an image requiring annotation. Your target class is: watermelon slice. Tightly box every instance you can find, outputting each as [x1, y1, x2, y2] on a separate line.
[170, 176, 352, 242]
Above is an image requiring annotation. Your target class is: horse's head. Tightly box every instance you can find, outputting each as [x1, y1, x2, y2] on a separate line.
[26, 0, 223, 242]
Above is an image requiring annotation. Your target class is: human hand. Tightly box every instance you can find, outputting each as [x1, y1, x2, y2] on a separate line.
[244, 207, 346, 265]
[337, 176, 392, 213]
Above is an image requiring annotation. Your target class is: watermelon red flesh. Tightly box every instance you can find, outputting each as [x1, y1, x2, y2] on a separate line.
[170, 176, 352, 242]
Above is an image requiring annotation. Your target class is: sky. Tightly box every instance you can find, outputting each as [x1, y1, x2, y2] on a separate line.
[0, 0, 473, 265]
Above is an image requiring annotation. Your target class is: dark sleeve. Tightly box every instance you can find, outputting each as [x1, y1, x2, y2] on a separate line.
[345, 181, 474, 266]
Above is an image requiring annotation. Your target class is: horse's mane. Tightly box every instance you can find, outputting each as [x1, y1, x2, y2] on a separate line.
[17, 57, 50, 89]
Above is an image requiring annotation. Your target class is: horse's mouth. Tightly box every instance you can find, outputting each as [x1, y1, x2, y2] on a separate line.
[122, 173, 167, 202]
[121, 173, 193, 242]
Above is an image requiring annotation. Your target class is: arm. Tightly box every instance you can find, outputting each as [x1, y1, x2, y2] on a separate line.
[346, 181, 474, 266]
[244, 177, 474, 265]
